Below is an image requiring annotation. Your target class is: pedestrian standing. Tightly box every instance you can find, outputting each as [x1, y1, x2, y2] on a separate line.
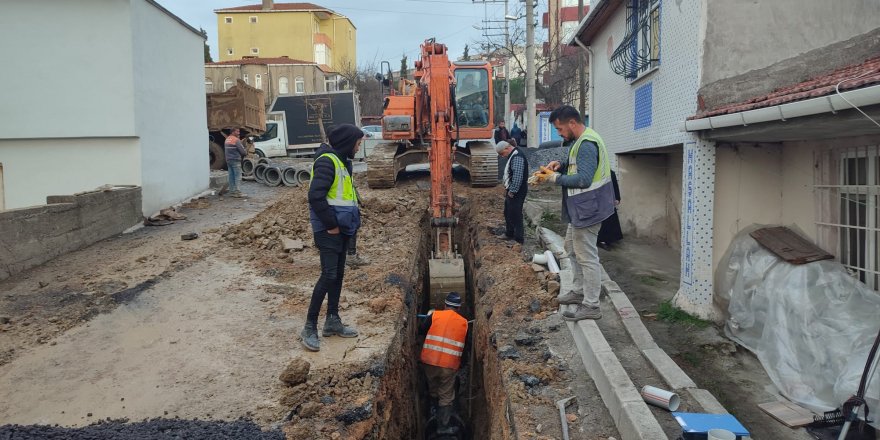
[493, 120, 510, 144]
[224, 128, 247, 198]
[495, 140, 528, 244]
[420, 292, 469, 435]
[301, 124, 365, 352]
[533, 105, 615, 321]
[510, 122, 522, 146]
[597, 170, 623, 249]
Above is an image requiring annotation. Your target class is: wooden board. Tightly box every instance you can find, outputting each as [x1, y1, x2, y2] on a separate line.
[758, 400, 816, 428]
[750, 226, 834, 265]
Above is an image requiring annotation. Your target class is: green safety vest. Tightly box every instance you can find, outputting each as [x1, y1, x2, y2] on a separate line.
[566, 127, 612, 197]
[311, 153, 358, 206]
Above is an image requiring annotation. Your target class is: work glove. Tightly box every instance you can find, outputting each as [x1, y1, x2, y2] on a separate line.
[427, 309, 435, 316]
[528, 166, 559, 185]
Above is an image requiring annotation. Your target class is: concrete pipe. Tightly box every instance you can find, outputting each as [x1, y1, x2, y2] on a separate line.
[254, 163, 269, 184]
[257, 157, 271, 166]
[280, 166, 299, 187]
[242, 158, 256, 176]
[295, 168, 312, 186]
[264, 166, 283, 187]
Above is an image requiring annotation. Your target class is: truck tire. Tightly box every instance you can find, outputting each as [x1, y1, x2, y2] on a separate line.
[209, 141, 226, 170]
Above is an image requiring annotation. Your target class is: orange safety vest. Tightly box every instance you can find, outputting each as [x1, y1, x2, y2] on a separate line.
[420, 310, 468, 370]
[225, 135, 240, 145]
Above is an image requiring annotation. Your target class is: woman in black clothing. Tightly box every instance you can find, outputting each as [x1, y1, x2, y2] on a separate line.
[598, 170, 623, 249]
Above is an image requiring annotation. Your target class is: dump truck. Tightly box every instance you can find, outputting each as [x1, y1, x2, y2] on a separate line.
[252, 90, 360, 159]
[206, 79, 266, 170]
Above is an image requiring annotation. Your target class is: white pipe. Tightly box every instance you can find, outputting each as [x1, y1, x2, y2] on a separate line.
[545, 250, 560, 274]
[572, 38, 594, 127]
[684, 84, 880, 132]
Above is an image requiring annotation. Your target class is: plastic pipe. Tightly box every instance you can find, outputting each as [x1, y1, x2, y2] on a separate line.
[531, 253, 548, 265]
[640, 385, 680, 411]
[544, 250, 559, 274]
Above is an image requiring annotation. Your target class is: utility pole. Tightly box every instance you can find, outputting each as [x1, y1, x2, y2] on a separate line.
[578, 0, 586, 118]
[504, 0, 511, 128]
[526, 0, 537, 148]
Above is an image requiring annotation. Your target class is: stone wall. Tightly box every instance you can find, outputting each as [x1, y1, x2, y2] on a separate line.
[0, 187, 142, 280]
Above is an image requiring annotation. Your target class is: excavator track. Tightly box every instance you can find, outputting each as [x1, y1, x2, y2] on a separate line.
[463, 141, 498, 187]
[366, 142, 401, 189]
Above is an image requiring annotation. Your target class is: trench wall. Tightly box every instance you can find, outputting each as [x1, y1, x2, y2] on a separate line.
[0, 187, 142, 281]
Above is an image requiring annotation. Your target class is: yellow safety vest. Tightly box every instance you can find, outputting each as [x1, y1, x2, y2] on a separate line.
[311, 153, 358, 206]
[566, 127, 612, 197]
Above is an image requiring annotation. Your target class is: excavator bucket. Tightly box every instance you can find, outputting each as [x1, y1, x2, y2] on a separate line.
[428, 257, 466, 308]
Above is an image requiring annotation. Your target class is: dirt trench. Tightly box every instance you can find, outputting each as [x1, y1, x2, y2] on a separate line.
[0, 175, 586, 439]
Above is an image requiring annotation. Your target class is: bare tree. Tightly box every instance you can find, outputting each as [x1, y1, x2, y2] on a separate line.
[472, 4, 587, 107]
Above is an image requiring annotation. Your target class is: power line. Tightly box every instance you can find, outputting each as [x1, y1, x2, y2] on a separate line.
[323, 4, 477, 17]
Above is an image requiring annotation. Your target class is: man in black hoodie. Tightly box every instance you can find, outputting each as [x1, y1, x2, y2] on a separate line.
[301, 124, 364, 352]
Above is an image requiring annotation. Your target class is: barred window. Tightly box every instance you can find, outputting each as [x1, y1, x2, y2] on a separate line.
[815, 145, 880, 289]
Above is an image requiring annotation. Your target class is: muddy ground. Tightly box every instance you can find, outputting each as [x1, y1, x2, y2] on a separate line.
[0, 171, 621, 439]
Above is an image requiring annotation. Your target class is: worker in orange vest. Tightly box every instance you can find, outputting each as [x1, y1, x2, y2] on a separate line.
[419, 292, 469, 435]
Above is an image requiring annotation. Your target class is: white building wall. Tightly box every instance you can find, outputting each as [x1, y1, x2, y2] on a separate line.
[130, 0, 209, 215]
[0, 0, 136, 139]
[590, 0, 703, 154]
[0, 139, 140, 209]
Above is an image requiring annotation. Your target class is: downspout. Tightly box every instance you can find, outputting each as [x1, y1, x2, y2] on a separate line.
[573, 38, 594, 128]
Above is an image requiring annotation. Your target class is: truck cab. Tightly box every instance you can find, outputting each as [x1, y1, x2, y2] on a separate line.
[251, 120, 288, 158]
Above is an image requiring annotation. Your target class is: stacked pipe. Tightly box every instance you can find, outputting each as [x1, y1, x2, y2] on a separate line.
[242, 158, 257, 180]
[248, 159, 311, 187]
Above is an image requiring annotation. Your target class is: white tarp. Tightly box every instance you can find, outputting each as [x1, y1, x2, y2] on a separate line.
[717, 226, 880, 414]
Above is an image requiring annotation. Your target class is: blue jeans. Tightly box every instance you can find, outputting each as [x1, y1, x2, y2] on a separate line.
[227, 160, 242, 193]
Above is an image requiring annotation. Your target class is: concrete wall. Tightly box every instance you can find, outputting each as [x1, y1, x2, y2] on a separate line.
[0, 0, 136, 139]
[131, 0, 209, 216]
[712, 144, 784, 273]
[0, 139, 141, 210]
[667, 151, 683, 250]
[0, 187, 142, 281]
[589, 0, 703, 154]
[700, 0, 880, 109]
[617, 154, 670, 242]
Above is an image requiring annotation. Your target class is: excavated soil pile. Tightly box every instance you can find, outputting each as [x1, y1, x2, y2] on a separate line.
[0, 418, 284, 439]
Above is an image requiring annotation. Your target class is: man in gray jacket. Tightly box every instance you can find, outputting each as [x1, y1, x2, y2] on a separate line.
[535, 106, 615, 321]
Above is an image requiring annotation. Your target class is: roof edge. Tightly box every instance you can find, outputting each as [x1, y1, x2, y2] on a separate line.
[146, 0, 205, 39]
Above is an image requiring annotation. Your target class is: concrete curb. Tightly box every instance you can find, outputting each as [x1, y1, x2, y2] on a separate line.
[599, 266, 728, 414]
[559, 260, 669, 440]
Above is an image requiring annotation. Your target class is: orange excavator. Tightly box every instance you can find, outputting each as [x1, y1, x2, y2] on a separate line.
[368, 39, 498, 306]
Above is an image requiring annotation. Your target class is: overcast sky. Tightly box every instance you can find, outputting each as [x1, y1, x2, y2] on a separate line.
[157, 0, 545, 67]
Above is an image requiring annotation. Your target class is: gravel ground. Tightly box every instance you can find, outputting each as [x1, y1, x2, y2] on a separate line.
[0, 418, 284, 439]
[522, 146, 570, 174]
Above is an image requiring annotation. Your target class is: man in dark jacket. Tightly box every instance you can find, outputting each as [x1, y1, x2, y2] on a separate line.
[301, 124, 364, 352]
[493, 120, 510, 144]
[495, 140, 528, 243]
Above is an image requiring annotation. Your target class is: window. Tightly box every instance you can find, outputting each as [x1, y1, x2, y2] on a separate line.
[314, 44, 328, 65]
[324, 75, 338, 92]
[255, 122, 278, 142]
[224, 17, 232, 24]
[349, 28, 353, 40]
[609, 0, 661, 79]
[255, 74, 262, 90]
[294, 76, 305, 94]
[223, 77, 233, 91]
[205, 78, 214, 93]
[249, 16, 258, 23]
[816, 145, 880, 289]
[243, 73, 249, 85]
[227, 48, 234, 56]
[454, 68, 490, 128]
[279, 77, 290, 94]
[251, 47, 259, 55]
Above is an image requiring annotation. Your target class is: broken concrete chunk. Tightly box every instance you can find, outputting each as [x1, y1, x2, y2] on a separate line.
[531, 263, 545, 272]
[547, 280, 561, 295]
[281, 236, 305, 252]
[279, 358, 310, 386]
[298, 401, 321, 418]
[499, 345, 521, 360]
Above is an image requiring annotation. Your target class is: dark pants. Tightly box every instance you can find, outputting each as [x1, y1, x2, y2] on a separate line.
[306, 231, 350, 324]
[504, 194, 526, 243]
[347, 231, 358, 256]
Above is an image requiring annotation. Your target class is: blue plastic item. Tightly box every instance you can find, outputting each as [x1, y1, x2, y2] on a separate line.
[673, 412, 750, 439]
